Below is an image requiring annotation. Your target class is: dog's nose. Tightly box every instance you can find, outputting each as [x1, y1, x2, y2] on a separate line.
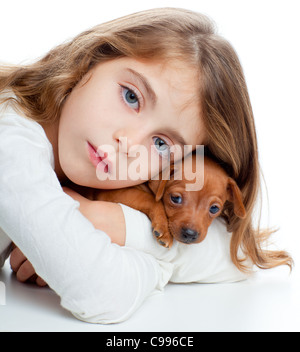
[180, 228, 199, 244]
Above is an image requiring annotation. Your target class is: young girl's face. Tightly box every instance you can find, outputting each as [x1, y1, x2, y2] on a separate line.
[58, 57, 204, 189]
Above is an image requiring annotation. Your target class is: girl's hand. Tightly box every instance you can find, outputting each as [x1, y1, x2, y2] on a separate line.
[10, 245, 47, 287]
[63, 187, 126, 246]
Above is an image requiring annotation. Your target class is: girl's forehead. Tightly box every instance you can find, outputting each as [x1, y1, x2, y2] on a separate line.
[134, 58, 202, 143]
[90, 57, 204, 145]
[114, 57, 202, 116]
[144, 59, 203, 144]
[114, 57, 200, 95]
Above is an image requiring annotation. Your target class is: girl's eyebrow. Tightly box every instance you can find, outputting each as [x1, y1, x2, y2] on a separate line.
[163, 127, 187, 148]
[125, 68, 188, 147]
[125, 68, 157, 106]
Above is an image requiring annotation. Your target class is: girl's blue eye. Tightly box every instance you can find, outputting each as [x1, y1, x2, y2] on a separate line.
[170, 195, 183, 204]
[153, 137, 170, 158]
[209, 205, 220, 215]
[121, 86, 140, 110]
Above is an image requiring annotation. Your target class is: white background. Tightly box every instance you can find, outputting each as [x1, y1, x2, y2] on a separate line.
[1, 0, 300, 331]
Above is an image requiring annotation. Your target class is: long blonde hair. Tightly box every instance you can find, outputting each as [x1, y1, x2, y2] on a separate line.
[0, 7, 292, 271]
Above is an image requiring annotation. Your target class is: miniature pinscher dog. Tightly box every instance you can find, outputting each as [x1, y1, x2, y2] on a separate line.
[91, 153, 246, 248]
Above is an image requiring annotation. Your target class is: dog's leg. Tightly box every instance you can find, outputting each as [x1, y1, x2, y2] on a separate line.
[95, 188, 173, 248]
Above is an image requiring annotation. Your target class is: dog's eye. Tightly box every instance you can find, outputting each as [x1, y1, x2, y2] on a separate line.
[209, 205, 220, 215]
[170, 195, 183, 204]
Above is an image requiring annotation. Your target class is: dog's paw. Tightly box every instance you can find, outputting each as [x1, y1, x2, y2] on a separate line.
[150, 204, 173, 248]
[152, 228, 173, 248]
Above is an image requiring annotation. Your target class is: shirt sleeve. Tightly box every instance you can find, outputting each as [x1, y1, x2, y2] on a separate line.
[121, 204, 250, 284]
[0, 228, 12, 268]
[0, 114, 169, 324]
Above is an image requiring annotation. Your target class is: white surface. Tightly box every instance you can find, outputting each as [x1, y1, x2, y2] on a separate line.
[1, 0, 300, 332]
[1, 261, 300, 332]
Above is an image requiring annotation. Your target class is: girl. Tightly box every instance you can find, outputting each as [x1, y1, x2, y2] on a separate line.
[0, 8, 292, 323]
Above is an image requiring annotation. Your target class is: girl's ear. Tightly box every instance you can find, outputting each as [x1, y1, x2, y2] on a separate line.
[227, 178, 246, 219]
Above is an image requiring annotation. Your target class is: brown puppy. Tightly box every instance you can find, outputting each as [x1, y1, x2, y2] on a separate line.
[92, 153, 246, 248]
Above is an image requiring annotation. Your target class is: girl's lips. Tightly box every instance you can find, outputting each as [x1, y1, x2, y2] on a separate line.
[87, 142, 111, 173]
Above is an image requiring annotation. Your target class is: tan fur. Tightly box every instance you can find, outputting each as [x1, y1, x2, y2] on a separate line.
[94, 155, 246, 248]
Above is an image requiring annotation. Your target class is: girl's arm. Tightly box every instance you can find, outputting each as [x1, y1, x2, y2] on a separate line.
[10, 188, 126, 285]
[62, 187, 126, 246]
[0, 115, 170, 324]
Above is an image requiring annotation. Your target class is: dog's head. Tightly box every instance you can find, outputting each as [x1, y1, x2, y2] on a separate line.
[148, 154, 246, 244]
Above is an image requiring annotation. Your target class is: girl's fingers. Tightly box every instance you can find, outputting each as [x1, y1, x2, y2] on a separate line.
[36, 276, 47, 287]
[16, 260, 36, 283]
[10, 246, 47, 286]
[10, 247, 27, 272]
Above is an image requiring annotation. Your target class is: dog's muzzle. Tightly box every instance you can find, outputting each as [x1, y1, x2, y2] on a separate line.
[180, 228, 199, 244]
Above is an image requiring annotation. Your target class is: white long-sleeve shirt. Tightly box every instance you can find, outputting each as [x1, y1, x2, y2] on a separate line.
[0, 107, 248, 324]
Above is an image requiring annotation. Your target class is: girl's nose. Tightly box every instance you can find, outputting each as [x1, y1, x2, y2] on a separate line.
[113, 128, 148, 154]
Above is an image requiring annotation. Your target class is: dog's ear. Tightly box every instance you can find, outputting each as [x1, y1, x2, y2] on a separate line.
[148, 179, 168, 201]
[227, 178, 246, 219]
[148, 164, 175, 201]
